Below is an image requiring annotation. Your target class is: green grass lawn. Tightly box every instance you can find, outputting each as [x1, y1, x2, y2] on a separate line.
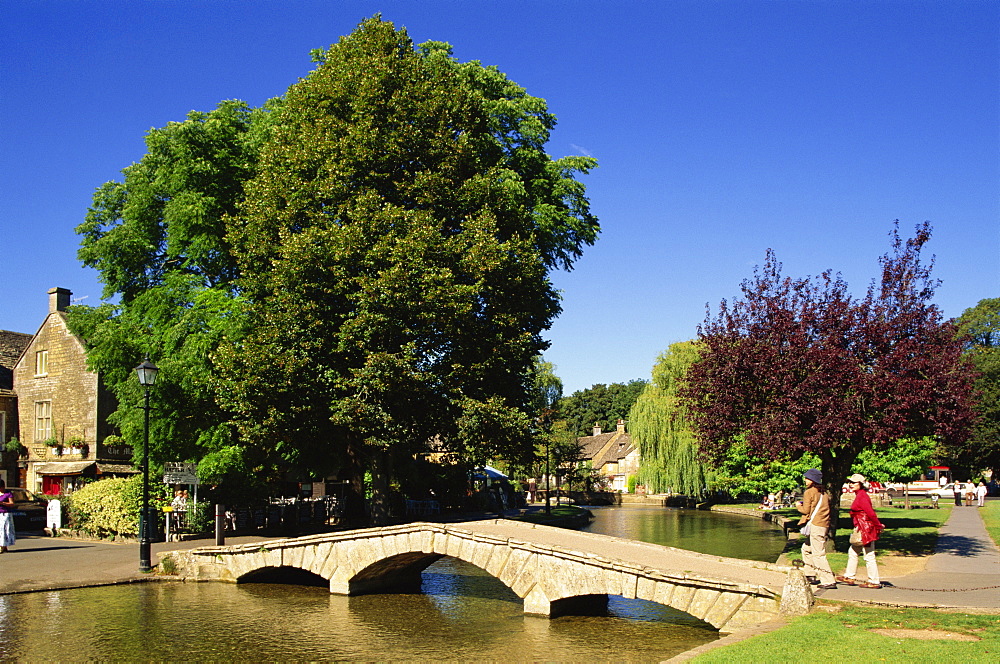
[982, 499, 1000, 550]
[771, 502, 952, 573]
[693, 605, 1000, 662]
[694, 499, 1000, 662]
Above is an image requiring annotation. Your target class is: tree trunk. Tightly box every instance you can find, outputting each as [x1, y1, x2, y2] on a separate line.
[369, 446, 391, 526]
[343, 438, 369, 527]
[822, 449, 857, 551]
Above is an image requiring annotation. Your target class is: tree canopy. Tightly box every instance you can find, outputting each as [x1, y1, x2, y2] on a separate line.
[70, 100, 277, 497]
[557, 380, 647, 437]
[71, 17, 598, 521]
[682, 222, 976, 497]
[216, 17, 597, 522]
[954, 297, 1000, 477]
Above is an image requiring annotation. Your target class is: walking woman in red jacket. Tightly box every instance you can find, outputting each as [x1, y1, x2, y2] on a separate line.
[837, 473, 884, 588]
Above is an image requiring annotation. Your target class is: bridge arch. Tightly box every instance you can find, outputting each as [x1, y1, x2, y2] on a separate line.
[163, 521, 806, 631]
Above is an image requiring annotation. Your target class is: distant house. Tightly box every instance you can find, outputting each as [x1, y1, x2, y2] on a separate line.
[12, 288, 135, 494]
[577, 419, 640, 492]
[0, 328, 33, 486]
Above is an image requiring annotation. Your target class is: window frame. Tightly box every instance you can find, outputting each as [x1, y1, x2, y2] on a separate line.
[34, 400, 52, 442]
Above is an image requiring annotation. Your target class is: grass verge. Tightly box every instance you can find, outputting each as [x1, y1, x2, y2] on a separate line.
[773, 503, 951, 574]
[982, 499, 1000, 550]
[692, 605, 1000, 662]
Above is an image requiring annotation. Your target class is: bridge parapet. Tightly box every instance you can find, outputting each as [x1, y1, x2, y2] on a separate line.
[160, 520, 811, 631]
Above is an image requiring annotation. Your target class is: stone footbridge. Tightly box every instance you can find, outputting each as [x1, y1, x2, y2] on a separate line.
[161, 519, 811, 631]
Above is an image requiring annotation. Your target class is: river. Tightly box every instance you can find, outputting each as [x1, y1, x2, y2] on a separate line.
[0, 506, 786, 662]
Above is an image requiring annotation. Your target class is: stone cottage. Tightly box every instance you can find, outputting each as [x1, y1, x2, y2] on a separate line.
[577, 419, 640, 492]
[13, 288, 135, 494]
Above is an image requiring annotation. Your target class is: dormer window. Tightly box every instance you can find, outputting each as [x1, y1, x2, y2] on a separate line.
[35, 349, 48, 376]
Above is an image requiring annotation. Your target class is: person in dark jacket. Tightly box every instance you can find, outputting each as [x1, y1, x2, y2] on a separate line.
[796, 468, 836, 589]
[837, 473, 883, 588]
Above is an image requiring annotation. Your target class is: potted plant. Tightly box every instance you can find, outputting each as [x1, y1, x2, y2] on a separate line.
[4, 437, 26, 458]
[43, 436, 63, 455]
[66, 436, 87, 456]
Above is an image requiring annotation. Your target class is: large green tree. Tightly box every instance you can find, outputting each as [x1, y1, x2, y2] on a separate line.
[629, 341, 715, 496]
[70, 100, 278, 498]
[954, 298, 1000, 478]
[216, 18, 598, 524]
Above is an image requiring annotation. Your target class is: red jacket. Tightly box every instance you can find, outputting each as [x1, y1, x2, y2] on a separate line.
[850, 489, 884, 545]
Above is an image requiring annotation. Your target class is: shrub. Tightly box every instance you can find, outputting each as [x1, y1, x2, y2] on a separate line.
[67, 475, 171, 538]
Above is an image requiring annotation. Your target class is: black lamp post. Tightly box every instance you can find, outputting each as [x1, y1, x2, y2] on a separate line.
[135, 358, 159, 573]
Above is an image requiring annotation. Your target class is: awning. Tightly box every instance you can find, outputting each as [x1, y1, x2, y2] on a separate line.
[34, 461, 96, 476]
[472, 466, 508, 480]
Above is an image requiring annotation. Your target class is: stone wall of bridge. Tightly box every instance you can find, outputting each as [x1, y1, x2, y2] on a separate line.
[160, 521, 811, 631]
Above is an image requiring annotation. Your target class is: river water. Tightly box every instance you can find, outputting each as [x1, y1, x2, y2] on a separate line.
[0, 506, 786, 662]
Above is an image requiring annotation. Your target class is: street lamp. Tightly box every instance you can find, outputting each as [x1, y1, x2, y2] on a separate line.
[135, 358, 158, 573]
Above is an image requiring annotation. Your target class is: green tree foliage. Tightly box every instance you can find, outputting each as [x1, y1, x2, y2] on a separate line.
[70, 100, 277, 471]
[712, 440, 820, 499]
[558, 380, 647, 437]
[630, 341, 715, 496]
[852, 437, 936, 484]
[216, 18, 598, 524]
[955, 298, 1000, 477]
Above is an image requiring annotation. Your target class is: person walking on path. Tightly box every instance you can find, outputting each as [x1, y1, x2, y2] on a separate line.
[976, 481, 988, 507]
[836, 474, 883, 588]
[822, 493, 1000, 608]
[796, 468, 836, 589]
[0, 480, 15, 553]
[954, 482, 963, 506]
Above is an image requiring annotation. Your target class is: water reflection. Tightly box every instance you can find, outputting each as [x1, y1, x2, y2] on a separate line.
[584, 504, 786, 562]
[0, 507, 785, 661]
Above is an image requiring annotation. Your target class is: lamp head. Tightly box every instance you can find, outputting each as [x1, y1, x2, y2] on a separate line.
[135, 359, 159, 387]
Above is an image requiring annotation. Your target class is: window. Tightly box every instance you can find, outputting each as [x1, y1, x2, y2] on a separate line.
[0, 411, 5, 443]
[35, 350, 48, 376]
[35, 401, 51, 441]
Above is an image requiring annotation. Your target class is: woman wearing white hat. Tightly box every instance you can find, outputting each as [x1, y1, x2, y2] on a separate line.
[837, 473, 884, 588]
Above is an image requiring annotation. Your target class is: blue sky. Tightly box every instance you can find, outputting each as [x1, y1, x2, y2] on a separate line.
[2, 1, 997, 394]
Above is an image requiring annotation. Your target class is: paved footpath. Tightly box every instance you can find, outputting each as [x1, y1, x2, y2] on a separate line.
[816, 503, 1000, 609]
[0, 533, 270, 594]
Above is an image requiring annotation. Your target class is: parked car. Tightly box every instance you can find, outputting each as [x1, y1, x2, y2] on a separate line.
[927, 482, 976, 499]
[8, 487, 48, 531]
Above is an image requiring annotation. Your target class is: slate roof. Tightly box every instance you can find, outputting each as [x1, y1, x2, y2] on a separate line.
[0, 329, 32, 390]
[577, 426, 636, 470]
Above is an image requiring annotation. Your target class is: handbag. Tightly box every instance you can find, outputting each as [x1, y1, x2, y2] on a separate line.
[800, 494, 824, 537]
[849, 527, 863, 545]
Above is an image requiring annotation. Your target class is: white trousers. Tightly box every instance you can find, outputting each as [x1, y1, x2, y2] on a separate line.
[845, 542, 879, 584]
[801, 526, 835, 585]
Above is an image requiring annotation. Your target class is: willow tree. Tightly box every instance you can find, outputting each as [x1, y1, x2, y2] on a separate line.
[630, 341, 714, 496]
[217, 18, 598, 524]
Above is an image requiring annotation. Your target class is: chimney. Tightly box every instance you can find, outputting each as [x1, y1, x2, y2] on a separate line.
[48, 287, 71, 313]
[592, 425, 602, 436]
[617, 419, 626, 434]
